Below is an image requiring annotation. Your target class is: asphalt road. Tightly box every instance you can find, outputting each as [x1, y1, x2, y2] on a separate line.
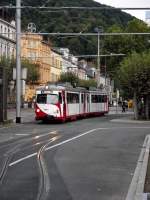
[0, 112, 150, 200]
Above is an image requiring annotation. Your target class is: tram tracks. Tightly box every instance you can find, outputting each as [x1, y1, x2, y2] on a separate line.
[0, 136, 32, 184]
[36, 136, 61, 200]
[0, 145, 20, 184]
[0, 131, 59, 191]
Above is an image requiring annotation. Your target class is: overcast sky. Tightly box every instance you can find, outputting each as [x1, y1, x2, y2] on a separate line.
[95, 0, 150, 21]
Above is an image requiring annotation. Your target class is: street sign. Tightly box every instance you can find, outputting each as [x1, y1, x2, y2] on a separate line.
[13, 68, 27, 80]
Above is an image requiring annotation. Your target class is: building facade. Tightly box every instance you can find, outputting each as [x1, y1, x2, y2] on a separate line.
[0, 18, 16, 58]
[146, 11, 150, 26]
[21, 33, 52, 101]
[21, 33, 51, 84]
[50, 50, 62, 82]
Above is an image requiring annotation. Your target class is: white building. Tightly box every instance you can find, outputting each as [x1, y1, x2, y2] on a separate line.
[58, 48, 78, 75]
[146, 11, 150, 26]
[59, 48, 71, 73]
[99, 75, 114, 104]
[0, 18, 16, 58]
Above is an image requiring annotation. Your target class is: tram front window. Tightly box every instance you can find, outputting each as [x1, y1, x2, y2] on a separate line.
[37, 94, 58, 104]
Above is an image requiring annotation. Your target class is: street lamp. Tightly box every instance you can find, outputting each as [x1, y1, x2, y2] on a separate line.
[94, 26, 103, 87]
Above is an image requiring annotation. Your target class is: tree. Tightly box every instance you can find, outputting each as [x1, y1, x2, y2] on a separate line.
[78, 79, 97, 88]
[59, 72, 97, 88]
[0, 57, 40, 84]
[118, 51, 150, 120]
[0, 56, 13, 81]
[103, 19, 150, 79]
[59, 72, 79, 87]
[21, 60, 40, 84]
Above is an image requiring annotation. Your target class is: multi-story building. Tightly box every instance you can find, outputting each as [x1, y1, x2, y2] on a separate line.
[21, 33, 51, 84]
[0, 18, 16, 58]
[78, 60, 87, 80]
[146, 11, 150, 26]
[59, 48, 70, 73]
[50, 49, 62, 82]
[21, 33, 52, 101]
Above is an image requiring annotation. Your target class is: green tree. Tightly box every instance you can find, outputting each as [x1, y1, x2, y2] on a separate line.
[118, 51, 150, 120]
[59, 72, 97, 88]
[78, 79, 97, 88]
[21, 60, 40, 84]
[104, 19, 150, 79]
[0, 56, 13, 81]
[0, 57, 40, 84]
[59, 72, 79, 87]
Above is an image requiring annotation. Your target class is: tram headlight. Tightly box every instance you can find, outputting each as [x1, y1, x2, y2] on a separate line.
[36, 108, 40, 113]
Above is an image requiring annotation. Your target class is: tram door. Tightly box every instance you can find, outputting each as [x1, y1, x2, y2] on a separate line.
[86, 94, 90, 113]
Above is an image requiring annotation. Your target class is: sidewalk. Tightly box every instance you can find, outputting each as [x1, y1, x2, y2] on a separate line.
[7, 108, 35, 123]
[0, 108, 35, 144]
[110, 116, 150, 124]
[108, 106, 134, 115]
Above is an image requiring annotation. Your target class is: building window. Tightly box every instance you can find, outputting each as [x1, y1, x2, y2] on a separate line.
[28, 52, 37, 61]
[4, 27, 7, 36]
[28, 40, 36, 48]
[0, 25, 3, 34]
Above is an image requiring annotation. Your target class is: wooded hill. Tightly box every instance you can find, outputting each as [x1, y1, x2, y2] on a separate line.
[1, 0, 133, 56]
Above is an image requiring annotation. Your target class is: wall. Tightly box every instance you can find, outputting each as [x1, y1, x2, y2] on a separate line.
[0, 18, 16, 58]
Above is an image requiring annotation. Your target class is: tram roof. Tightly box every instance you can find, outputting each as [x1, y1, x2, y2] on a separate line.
[36, 83, 106, 94]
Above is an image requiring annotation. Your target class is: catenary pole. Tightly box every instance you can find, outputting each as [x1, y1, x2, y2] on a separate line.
[97, 32, 100, 86]
[16, 0, 21, 123]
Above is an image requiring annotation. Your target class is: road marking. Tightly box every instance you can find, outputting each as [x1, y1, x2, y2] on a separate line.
[15, 134, 30, 136]
[9, 128, 109, 167]
[9, 126, 150, 167]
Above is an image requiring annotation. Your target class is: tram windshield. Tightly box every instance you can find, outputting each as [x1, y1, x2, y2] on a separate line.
[37, 94, 58, 104]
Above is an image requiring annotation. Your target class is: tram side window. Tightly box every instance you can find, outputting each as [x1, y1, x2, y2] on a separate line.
[97, 95, 101, 103]
[91, 95, 99, 103]
[81, 94, 84, 103]
[91, 95, 96, 103]
[67, 93, 79, 104]
[101, 95, 107, 103]
[59, 92, 62, 104]
[104, 95, 107, 103]
[91, 95, 104, 103]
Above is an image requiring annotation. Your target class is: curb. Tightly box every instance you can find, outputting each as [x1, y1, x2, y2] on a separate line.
[111, 119, 150, 124]
[0, 119, 13, 126]
[126, 135, 150, 200]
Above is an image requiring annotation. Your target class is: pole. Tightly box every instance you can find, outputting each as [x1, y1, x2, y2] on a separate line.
[105, 56, 106, 86]
[16, 0, 21, 123]
[97, 32, 100, 86]
[3, 65, 7, 121]
[0, 67, 3, 122]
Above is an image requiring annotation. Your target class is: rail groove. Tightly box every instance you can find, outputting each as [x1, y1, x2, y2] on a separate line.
[0, 131, 57, 184]
[36, 136, 60, 200]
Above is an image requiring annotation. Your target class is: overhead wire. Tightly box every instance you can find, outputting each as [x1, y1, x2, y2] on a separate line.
[0, 6, 150, 10]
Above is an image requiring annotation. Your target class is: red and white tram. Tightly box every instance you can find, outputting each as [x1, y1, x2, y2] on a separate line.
[35, 84, 109, 122]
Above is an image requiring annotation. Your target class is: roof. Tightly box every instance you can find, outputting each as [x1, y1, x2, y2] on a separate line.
[36, 83, 106, 94]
